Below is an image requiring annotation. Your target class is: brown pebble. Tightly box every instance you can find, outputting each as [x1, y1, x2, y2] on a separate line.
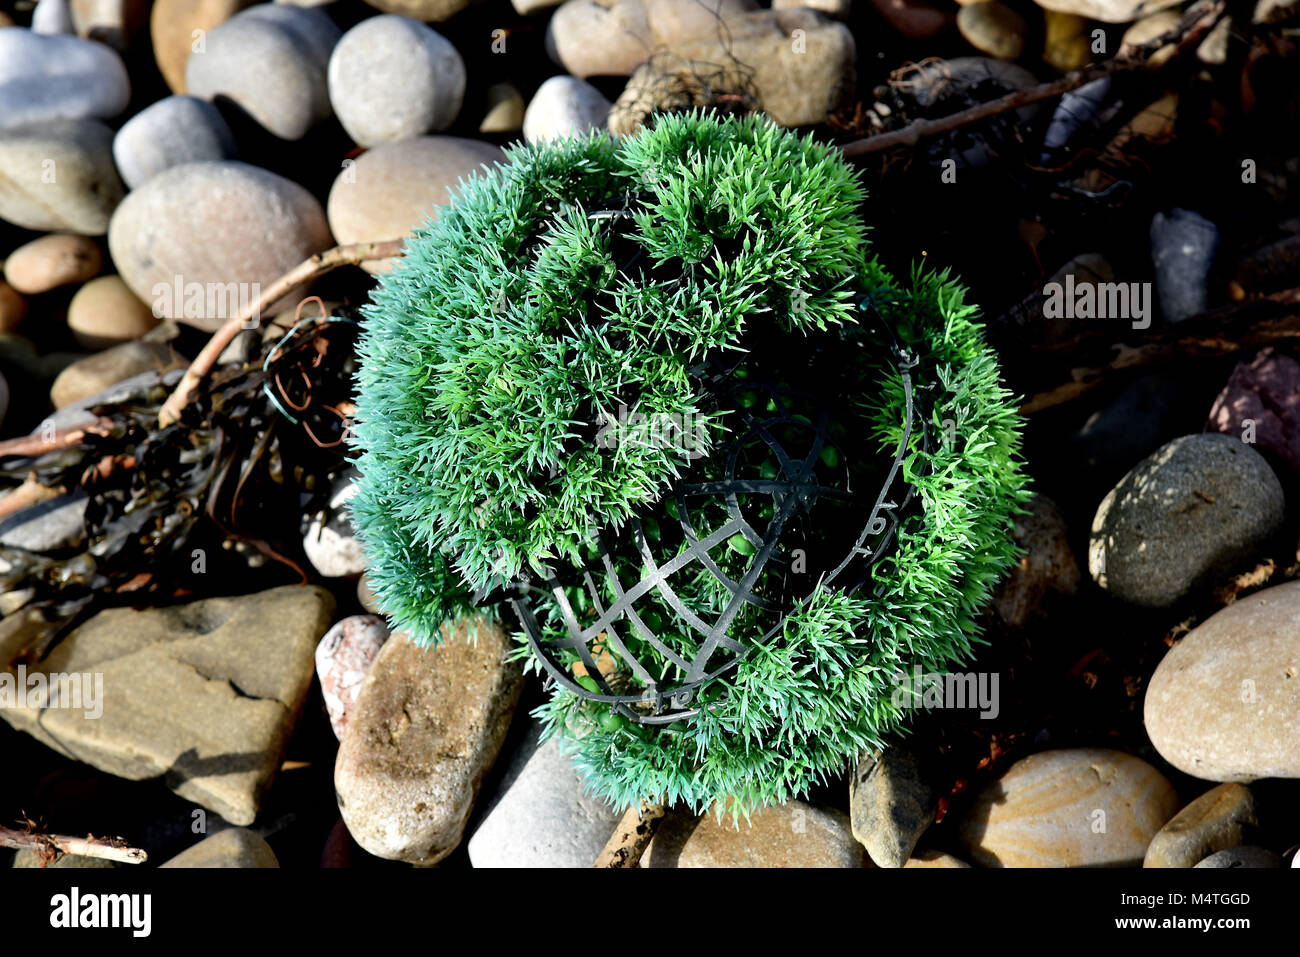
[4, 234, 102, 294]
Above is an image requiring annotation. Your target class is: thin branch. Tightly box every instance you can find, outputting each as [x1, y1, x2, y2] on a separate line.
[1018, 288, 1300, 414]
[0, 417, 116, 459]
[157, 239, 406, 429]
[0, 825, 148, 865]
[594, 800, 667, 867]
[838, 0, 1226, 159]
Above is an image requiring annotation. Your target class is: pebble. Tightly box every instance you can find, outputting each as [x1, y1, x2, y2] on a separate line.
[50, 340, 182, 409]
[1088, 433, 1285, 607]
[1198, 16, 1231, 64]
[545, 0, 654, 79]
[773, 0, 850, 18]
[4, 234, 102, 295]
[67, 275, 160, 350]
[468, 724, 622, 867]
[523, 76, 613, 143]
[479, 82, 526, 134]
[303, 473, 365, 577]
[32, 0, 75, 34]
[1043, 11, 1091, 72]
[359, 0, 475, 21]
[0, 281, 29, 333]
[0, 30, 130, 131]
[0, 119, 126, 235]
[993, 494, 1081, 627]
[1120, 10, 1180, 67]
[849, 745, 938, 868]
[328, 15, 466, 147]
[0, 492, 87, 552]
[112, 95, 237, 190]
[904, 849, 972, 867]
[0, 586, 335, 826]
[1150, 208, 1219, 323]
[150, 0, 256, 93]
[185, 5, 341, 141]
[957, 2, 1028, 61]
[1194, 846, 1281, 868]
[334, 616, 525, 864]
[1030, 0, 1180, 23]
[1144, 580, 1300, 782]
[159, 828, 280, 867]
[958, 748, 1180, 867]
[316, 615, 390, 739]
[1144, 783, 1259, 868]
[1205, 348, 1300, 476]
[107, 161, 334, 332]
[650, 800, 866, 867]
[357, 573, 387, 616]
[611, 9, 856, 134]
[326, 136, 504, 272]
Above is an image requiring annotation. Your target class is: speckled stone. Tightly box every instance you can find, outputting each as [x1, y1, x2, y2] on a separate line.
[1089, 434, 1285, 608]
[1145, 580, 1300, 782]
[316, 614, 390, 739]
[327, 15, 465, 146]
[108, 161, 333, 331]
[333, 617, 525, 864]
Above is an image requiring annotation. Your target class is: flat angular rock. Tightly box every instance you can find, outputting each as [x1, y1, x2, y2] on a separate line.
[0, 585, 335, 826]
[849, 745, 938, 867]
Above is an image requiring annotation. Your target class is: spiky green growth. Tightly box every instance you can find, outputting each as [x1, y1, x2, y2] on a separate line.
[350, 114, 872, 643]
[350, 112, 1029, 816]
[524, 265, 1030, 818]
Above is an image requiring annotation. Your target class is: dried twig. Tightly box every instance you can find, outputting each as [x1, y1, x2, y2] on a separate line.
[0, 825, 148, 865]
[838, 0, 1226, 159]
[1018, 288, 1300, 413]
[594, 800, 667, 868]
[157, 240, 405, 428]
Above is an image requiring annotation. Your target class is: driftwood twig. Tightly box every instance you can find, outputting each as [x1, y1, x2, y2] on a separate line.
[0, 824, 148, 865]
[838, 0, 1226, 159]
[157, 239, 405, 428]
[594, 800, 667, 868]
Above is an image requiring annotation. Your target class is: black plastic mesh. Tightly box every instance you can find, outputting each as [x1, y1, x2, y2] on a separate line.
[512, 311, 928, 725]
